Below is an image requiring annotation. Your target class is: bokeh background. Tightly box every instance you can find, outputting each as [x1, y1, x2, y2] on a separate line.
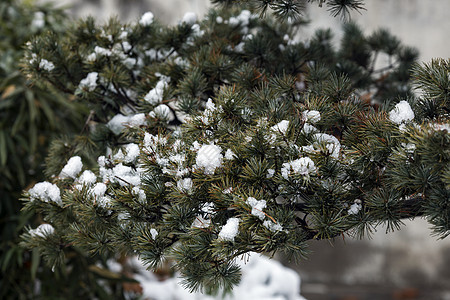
[34, 1, 450, 299]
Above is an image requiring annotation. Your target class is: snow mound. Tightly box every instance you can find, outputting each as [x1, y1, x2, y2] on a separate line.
[131, 253, 306, 300]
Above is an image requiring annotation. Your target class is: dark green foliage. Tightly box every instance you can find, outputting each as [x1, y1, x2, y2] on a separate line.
[212, 0, 365, 20]
[0, 1, 136, 299]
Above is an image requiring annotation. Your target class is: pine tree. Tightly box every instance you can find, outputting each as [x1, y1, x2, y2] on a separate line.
[19, 1, 448, 296]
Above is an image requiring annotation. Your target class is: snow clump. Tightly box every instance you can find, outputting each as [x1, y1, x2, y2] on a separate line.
[78, 170, 97, 185]
[29, 224, 55, 238]
[263, 220, 283, 232]
[177, 177, 193, 193]
[271, 120, 290, 134]
[139, 12, 154, 26]
[29, 181, 62, 206]
[348, 199, 362, 215]
[195, 144, 223, 175]
[29, 53, 54, 71]
[150, 228, 158, 240]
[107, 113, 146, 135]
[281, 157, 316, 180]
[92, 182, 107, 197]
[389, 100, 415, 124]
[218, 218, 240, 242]
[313, 133, 341, 159]
[132, 252, 306, 300]
[224, 149, 236, 160]
[78, 72, 98, 92]
[153, 104, 175, 122]
[31, 11, 45, 29]
[124, 143, 140, 163]
[182, 12, 197, 25]
[247, 197, 267, 220]
[302, 110, 321, 123]
[107, 114, 130, 135]
[144, 77, 169, 105]
[59, 156, 83, 179]
[39, 59, 55, 71]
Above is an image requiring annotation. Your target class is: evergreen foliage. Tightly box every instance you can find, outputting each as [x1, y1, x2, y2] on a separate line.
[211, 0, 365, 20]
[18, 1, 448, 296]
[0, 1, 135, 298]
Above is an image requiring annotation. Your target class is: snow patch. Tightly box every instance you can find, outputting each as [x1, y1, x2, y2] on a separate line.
[247, 197, 267, 220]
[29, 182, 62, 206]
[60, 156, 83, 179]
[281, 157, 316, 180]
[271, 120, 290, 135]
[195, 144, 223, 175]
[29, 224, 54, 238]
[78, 72, 98, 92]
[218, 218, 240, 242]
[139, 12, 154, 26]
[182, 12, 197, 25]
[389, 100, 415, 124]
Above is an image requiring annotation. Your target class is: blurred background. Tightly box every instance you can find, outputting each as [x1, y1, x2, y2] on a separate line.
[21, 0, 450, 299]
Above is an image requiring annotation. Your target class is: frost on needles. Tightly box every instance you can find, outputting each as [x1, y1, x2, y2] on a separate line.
[20, 3, 449, 296]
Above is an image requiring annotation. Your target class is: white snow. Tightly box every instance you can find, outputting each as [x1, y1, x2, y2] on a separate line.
[182, 12, 197, 25]
[150, 228, 158, 240]
[301, 123, 318, 134]
[132, 186, 147, 203]
[111, 163, 141, 186]
[192, 215, 211, 228]
[144, 79, 169, 105]
[201, 202, 215, 215]
[313, 133, 341, 159]
[31, 11, 45, 29]
[29, 181, 62, 206]
[389, 100, 415, 124]
[92, 182, 107, 197]
[218, 218, 240, 242]
[39, 59, 55, 72]
[223, 187, 233, 194]
[78, 170, 97, 185]
[107, 114, 129, 135]
[190, 141, 202, 151]
[124, 143, 140, 163]
[348, 199, 362, 215]
[132, 252, 306, 300]
[432, 123, 450, 132]
[196, 144, 223, 175]
[177, 177, 193, 193]
[143, 132, 167, 150]
[94, 46, 112, 57]
[271, 120, 290, 134]
[153, 104, 175, 122]
[60, 156, 83, 179]
[247, 197, 267, 220]
[29, 224, 54, 238]
[129, 113, 147, 127]
[281, 157, 316, 180]
[78, 72, 98, 92]
[229, 10, 252, 27]
[263, 220, 283, 232]
[302, 110, 321, 123]
[139, 12, 154, 26]
[267, 169, 275, 178]
[107, 113, 146, 135]
[97, 195, 113, 209]
[224, 149, 236, 160]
